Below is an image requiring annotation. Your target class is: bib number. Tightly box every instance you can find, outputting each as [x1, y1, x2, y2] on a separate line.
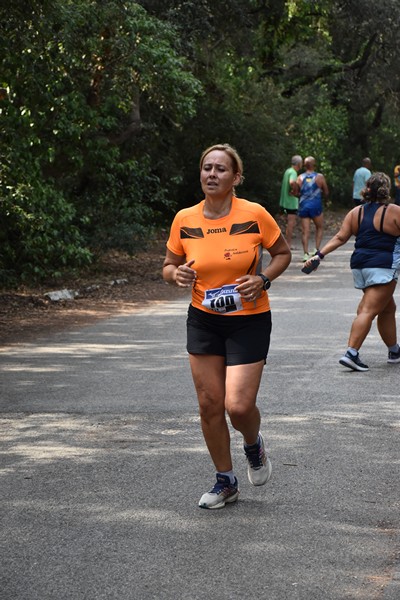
[202, 284, 243, 314]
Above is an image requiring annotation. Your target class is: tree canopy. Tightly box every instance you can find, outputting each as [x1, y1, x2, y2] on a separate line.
[1, 0, 400, 284]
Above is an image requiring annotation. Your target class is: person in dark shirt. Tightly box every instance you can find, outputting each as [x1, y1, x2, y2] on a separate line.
[303, 172, 400, 371]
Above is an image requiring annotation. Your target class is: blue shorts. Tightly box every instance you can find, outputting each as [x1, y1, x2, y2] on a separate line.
[186, 304, 272, 366]
[351, 268, 399, 289]
[298, 200, 323, 219]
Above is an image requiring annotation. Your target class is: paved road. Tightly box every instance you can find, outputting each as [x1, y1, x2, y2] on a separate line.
[1, 241, 399, 600]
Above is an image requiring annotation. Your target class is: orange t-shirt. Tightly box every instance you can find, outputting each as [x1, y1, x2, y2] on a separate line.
[166, 196, 281, 315]
[394, 165, 400, 189]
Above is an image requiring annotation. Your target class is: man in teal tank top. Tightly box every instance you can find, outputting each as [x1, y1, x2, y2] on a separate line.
[353, 158, 372, 206]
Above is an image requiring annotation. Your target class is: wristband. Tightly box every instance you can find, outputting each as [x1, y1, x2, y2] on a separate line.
[316, 250, 324, 259]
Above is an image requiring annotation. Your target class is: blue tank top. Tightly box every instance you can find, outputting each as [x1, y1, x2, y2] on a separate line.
[350, 203, 400, 269]
[299, 172, 322, 204]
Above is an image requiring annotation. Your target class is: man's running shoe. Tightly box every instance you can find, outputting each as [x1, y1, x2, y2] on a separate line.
[387, 348, 400, 363]
[198, 474, 239, 509]
[244, 433, 272, 486]
[339, 350, 369, 372]
[302, 252, 310, 262]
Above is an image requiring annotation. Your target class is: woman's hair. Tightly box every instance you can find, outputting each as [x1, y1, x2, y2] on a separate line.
[361, 172, 391, 203]
[199, 143, 244, 184]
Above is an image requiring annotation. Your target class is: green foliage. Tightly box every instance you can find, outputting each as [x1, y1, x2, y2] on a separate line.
[0, 0, 202, 284]
[2, 0, 400, 286]
[0, 180, 91, 285]
[295, 88, 350, 204]
[77, 155, 176, 253]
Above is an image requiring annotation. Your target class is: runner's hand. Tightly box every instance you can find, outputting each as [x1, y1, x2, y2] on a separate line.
[301, 257, 320, 274]
[175, 260, 196, 287]
[234, 274, 263, 301]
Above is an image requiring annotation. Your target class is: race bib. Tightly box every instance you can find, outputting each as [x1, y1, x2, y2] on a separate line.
[202, 284, 244, 314]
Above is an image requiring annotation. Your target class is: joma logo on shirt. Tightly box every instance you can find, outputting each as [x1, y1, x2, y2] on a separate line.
[207, 227, 227, 234]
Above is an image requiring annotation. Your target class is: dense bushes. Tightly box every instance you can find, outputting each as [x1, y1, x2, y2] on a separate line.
[1, 0, 400, 284]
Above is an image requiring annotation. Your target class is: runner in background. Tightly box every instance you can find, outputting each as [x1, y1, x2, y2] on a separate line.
[393, 163, 400, 206]
[279, 155, 303, 249]
[353, 158, 372, 207]
[297, 156, 329, 262]
[303, 172, 400, 372]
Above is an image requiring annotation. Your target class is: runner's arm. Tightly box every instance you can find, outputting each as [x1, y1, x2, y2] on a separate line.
[289, 177, 299, 196]
[163, 249, 196, 288]
[264, 234, 292, 281]
[235, 234, 291, 295]
[314, 210, 355, 259]
[317, 174, 329, 200]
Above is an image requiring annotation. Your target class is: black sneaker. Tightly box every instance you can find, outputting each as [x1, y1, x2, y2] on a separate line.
[387, 348, 400, 363]
[339, 351, 369, 372]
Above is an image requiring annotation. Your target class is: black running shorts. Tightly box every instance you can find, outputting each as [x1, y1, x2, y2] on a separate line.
[186, 304, 272, 366]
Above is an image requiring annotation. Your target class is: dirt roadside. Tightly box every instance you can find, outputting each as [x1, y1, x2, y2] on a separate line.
[0, 239, 187, 346]
[0, 212, 346, 346]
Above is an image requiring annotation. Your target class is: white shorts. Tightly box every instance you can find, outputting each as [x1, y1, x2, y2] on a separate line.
[351, 268, 399, 289]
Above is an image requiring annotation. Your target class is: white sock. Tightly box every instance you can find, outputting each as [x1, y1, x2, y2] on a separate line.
[218, 470, 236, 484]
[244, 433, 260, 449]
[388, 344, 399, 353]
[347, 347, 358, 356]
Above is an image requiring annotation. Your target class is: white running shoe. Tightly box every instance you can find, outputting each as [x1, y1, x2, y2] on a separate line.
[339, 351, 369, 371]
[198, 474, 239, 509]
[244, 433, 272, 486]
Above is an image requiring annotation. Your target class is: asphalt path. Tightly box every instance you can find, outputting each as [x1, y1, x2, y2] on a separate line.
[1, 241, 399, 600]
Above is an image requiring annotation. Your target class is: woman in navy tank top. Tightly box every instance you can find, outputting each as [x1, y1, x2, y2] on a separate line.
[303, 172, 400, 372]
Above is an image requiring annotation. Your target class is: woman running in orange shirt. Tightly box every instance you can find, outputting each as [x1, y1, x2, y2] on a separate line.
[163, 143, 291, 509]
